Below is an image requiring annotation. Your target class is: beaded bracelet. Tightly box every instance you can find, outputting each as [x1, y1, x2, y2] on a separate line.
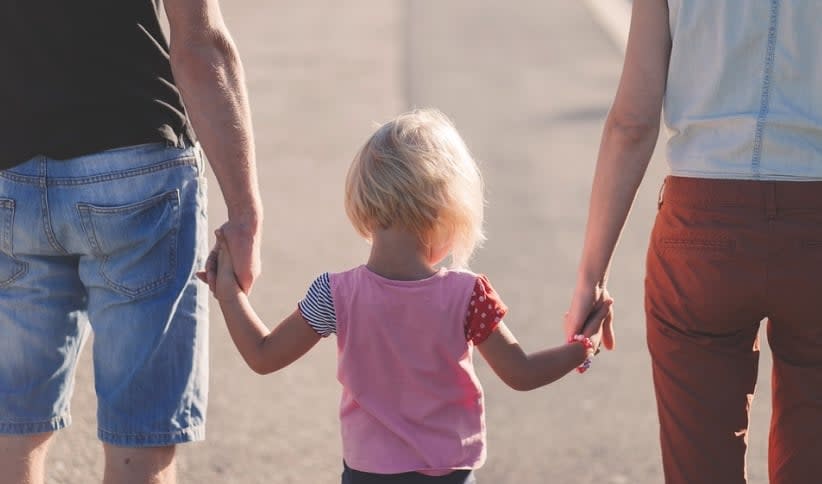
[568, 334, 596, 374]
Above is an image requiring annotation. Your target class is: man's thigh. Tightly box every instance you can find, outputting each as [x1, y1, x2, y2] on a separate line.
[0, 143, 209, 446]
[66, 143, 210, 447]
[0, 163, 89, 435]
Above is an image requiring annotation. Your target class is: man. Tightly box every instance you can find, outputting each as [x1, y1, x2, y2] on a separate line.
[0, 1, 261, 483]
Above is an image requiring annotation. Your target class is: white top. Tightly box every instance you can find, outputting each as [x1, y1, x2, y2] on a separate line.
[664, 0, 822, 180]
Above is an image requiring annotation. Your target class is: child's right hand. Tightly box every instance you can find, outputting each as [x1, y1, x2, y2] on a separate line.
[213, 230, 244, 301]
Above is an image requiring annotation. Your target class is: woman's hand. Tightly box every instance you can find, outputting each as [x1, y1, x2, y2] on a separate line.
[565, 281, 615, 351]
[579, 292, 614, 352]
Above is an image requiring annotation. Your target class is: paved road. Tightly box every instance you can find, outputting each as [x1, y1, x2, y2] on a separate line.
[45, 2, 773, 483]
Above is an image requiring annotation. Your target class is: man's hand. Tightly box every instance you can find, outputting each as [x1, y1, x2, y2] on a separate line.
[219, 212, 261, 293]
[198, 216, 261, 294]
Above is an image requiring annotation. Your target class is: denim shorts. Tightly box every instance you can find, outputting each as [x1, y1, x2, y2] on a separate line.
[0, 142, 209, 447]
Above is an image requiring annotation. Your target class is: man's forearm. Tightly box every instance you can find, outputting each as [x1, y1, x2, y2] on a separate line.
[170, 28, 262, 223]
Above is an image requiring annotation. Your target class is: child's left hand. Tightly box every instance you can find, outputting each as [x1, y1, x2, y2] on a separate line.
[212, 230, 244, 301]
[579, 292, 614, 352]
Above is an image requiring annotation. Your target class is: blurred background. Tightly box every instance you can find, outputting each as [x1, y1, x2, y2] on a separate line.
[45, 1, 774, 482]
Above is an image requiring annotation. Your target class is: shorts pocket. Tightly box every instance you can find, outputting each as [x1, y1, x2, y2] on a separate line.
[78, 190, 181, 298]
[0, 199, 27, 287]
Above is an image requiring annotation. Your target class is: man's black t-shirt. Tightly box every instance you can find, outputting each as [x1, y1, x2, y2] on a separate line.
[0, 0, 193, 169]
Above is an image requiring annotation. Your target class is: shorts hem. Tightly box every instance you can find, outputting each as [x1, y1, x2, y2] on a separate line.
[0, 414, 71, 435]
[98, 424, 206, 447]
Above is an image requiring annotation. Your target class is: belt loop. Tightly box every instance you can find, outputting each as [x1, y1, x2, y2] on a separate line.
[195, 142, 205, 176]
[765, 183, 777, 219]
[38, 157, 47, 185]
[657, 178, 667, 211]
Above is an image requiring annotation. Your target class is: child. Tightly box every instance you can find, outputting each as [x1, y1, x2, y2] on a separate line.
[206, 109, 612, 483]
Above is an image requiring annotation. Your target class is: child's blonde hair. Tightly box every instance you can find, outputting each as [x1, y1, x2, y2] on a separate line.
[345, 108, 485, 268]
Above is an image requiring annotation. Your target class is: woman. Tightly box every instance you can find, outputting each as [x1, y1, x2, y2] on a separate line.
[565, 1, 822, 483]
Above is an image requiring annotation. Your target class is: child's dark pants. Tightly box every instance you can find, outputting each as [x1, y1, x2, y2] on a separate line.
[341, 462, 476, 484]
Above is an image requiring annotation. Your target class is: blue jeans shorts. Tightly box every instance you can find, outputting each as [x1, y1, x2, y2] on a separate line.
[0, 142, 209, 447]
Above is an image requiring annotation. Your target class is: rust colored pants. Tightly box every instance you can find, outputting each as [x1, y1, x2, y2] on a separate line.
[645, 176, 822, 484]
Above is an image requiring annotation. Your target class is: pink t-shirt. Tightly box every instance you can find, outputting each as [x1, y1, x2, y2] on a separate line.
[298, 265, 507, 475]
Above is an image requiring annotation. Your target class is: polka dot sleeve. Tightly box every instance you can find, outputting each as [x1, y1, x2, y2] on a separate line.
[465, 275, 508, 345]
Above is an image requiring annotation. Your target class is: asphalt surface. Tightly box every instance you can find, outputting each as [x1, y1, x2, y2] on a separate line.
[44, 2, 773, 483]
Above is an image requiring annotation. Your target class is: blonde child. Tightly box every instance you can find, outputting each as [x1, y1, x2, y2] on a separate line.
[206, 109, 612, 483]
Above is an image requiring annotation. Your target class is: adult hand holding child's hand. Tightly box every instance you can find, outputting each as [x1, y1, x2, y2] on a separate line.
[579, 291, 614, 353]
[565, 282, 615, 351]
[196, 218, 261, 294]
[213, 230, 244, 302]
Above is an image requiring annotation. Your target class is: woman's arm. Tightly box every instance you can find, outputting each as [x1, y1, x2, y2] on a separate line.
[564, 0, 672, 344]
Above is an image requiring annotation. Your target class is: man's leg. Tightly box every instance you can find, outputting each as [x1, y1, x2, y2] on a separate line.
[103, 444, 176, 484]
[0, 162, 88, 484]
[70, 143, 208, 479]
[0, 433, 53, 484]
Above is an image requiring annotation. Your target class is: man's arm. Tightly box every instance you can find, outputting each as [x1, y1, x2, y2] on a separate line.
[165, 0, 262, 292]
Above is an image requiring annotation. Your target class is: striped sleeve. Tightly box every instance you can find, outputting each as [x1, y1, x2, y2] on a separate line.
[297, 272, 337, 337]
